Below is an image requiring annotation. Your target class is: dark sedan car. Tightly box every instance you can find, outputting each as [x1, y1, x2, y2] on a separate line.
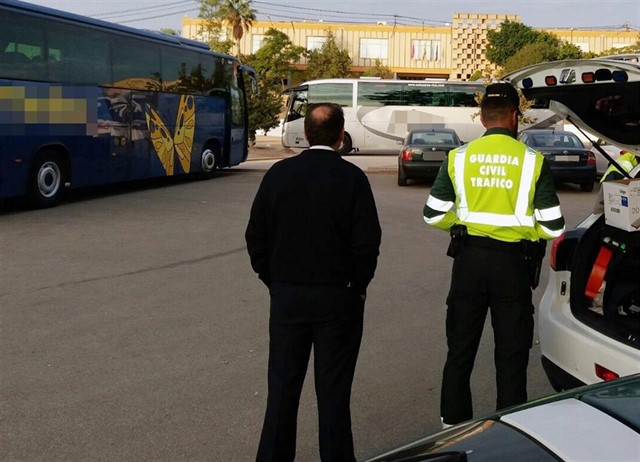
[366, 374, 640, 462]
[397, 128, 462, 186]
[518, 129, 597, 191]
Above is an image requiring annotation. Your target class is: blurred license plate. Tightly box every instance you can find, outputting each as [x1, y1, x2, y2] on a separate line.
[423, 151, 446, 161]
[555, 155, 579, 162]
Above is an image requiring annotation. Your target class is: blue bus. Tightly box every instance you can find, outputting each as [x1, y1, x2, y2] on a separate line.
[0, 0, 256, 207]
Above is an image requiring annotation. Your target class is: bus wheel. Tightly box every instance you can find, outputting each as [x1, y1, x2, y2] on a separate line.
[29, 151, 65, 208]
[199, 147, 219, 179]
[338, 133, 353, 156]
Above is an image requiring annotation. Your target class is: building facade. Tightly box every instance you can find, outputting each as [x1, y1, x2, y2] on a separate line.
[181, 14, 637, 82]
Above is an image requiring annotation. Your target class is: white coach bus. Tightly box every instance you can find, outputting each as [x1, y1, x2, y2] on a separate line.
[282, 78, 562, 155]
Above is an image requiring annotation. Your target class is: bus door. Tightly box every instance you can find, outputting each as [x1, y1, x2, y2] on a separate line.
[98, 88, 151, 180]
[128, 90, 151, 178]
[282, 85, 308, 148]
[228, 85, 246, 166]
[227, 66, 256, 166]
[97, 90, 131, 179]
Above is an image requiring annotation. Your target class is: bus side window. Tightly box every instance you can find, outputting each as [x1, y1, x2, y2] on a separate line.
[48, 21, 110, 85]
[110, 36, 160, 90]
[287, 93, 307, 122]
[0, 11, 45, 80]
[162, 48, 200, 93]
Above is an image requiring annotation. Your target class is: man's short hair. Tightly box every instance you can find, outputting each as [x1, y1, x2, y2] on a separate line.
[304, 103, 345, 147]
[480, 82, 521, 122]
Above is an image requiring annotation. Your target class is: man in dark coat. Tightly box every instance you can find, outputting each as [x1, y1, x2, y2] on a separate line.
[246, 102, 382, 462]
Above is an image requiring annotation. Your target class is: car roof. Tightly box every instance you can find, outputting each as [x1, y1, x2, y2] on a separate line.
[521, 129, 576, 135]
[503, 57, 640, 153]
[408, 127, 458, 134]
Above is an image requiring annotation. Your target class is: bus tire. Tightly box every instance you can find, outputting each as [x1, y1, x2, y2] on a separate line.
[338, 132, 353, 156]
[198, 146, 219, 179]
[28, 151, 66, 208]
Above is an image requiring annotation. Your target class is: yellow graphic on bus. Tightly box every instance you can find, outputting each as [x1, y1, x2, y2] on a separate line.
[145, 95, 195, 175]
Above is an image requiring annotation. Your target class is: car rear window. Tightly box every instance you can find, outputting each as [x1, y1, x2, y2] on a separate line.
[529, 133, 584, 149]
[412, 132, 458, 145]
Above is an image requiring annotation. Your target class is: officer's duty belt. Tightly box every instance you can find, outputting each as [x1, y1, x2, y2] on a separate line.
[465, 235, 524, 253]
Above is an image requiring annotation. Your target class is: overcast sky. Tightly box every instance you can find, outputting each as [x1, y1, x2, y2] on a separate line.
[24, 0, 640, 32]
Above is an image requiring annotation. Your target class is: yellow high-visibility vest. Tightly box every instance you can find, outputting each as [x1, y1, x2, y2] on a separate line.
[446, 134, 561, 242]
[600, 152, 638, 183]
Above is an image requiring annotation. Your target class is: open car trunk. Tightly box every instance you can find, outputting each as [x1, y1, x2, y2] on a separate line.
[569, 214, 640, 349]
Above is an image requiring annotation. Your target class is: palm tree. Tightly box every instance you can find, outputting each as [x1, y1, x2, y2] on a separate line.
[219, 0, 256, 57]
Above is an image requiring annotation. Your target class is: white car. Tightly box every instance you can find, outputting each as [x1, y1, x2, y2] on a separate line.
[504, 57, 640, 390]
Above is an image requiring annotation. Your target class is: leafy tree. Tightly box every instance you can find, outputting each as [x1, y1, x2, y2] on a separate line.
[470, 67, 534, 127]
[556, 42, 587, 60]
[160, 28, 178, 36]
[468, 70, 484, 81]
[198, 0, 256, 56]
[500, 42, 559, 76]
[242, 29, 305, 143]
[499, 39, 586, 76]
[487, 20, 579, 66]
[487, 20, 546, 66]
[244, 74, 283, 144]
[305, 31, 352, 80]
[362, 59, 393, 79]
[251, 29, 305, 89]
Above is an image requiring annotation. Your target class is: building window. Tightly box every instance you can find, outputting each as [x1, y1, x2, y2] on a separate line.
[360, 38, 388, 59]
[411, 40, 440, 61]
[252, 34, 265, 53]
[307, 36, 327, 51]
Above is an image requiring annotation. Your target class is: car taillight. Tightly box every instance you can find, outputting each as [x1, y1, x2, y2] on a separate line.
[549, 233, 565, 270]
[587, 152, 596, 165]
[401, 148, 413, 161]
[595, 364, 619, 381]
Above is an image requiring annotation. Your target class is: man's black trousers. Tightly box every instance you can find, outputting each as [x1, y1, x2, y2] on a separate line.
[441, 240, 534, 425]
[256, 282, 364, 462]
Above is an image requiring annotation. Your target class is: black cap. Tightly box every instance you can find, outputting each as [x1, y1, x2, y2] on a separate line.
[482, 82, 521, 113]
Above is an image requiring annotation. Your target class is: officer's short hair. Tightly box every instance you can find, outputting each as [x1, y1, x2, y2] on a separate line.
[305, 103, 344, 147]
[481, 82, 521, 121]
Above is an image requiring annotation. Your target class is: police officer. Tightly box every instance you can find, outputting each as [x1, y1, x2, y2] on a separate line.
[423, 83, 566, 427]
[601, 150, 638, 183]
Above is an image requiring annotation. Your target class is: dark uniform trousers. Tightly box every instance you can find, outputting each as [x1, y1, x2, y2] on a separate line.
[441, 238, 534, 425]
[256, 282, 364, 462]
